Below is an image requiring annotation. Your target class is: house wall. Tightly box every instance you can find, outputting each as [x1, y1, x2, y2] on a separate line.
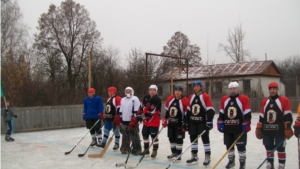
[158, 75, 285, 99]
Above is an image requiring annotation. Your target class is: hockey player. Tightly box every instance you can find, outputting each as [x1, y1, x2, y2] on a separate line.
[185, 81, 215, 165]
[217, 81, 251, 169]
[83, 88, 104, 147]
[138, 85, 162, 158]
[99, 87, 121, 150]
[256, 82, 293, 169]
[162, 84, 190, 161]
[115, 87, 142, 155]
[1, 100, 17, 142]
[293, 103, 300, 139]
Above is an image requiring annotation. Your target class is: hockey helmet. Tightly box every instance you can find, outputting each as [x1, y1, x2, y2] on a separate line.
[268, 82, 278, 89]
[192, 80, 203, 88]
[174, 85, 183, 91]
[125, 86, 134, 98]
[87, 88, 95, 94]
[149, 84, 158, 91]
[108, 87, 117, 94]
[228, 82, 239, 89]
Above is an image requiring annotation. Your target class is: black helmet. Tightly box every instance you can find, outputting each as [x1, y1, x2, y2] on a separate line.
[174, 85, 183, 91]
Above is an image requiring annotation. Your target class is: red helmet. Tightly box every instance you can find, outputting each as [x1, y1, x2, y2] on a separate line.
[268, 82, 278, 89]
[108, 87, 117, 94]
[87, 88, 95, 93]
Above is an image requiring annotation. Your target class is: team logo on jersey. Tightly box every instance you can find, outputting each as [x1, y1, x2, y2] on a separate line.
[195, 99, 198, 103]
[106, 105, 111, 114]
[270, 104, 273, 108]
[173, 103, 177, 106]
[169, 107, 178, 117]
[192, 104, 200, 115]
[266, 110, 276, 123]
[227, 107, 237, 119]
[230, 102, 234, 105]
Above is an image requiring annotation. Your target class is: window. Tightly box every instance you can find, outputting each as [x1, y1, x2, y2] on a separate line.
[243, 80, 251, 93]
[158, 86, 163, 96]
[215, 81, 222, 93]
[205, 82, 210, 93]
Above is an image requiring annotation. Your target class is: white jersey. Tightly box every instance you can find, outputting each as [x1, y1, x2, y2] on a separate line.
[120, 96, 140, 122]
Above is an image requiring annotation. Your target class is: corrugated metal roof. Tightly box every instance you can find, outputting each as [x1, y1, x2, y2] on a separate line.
[162, 60, 278, 80]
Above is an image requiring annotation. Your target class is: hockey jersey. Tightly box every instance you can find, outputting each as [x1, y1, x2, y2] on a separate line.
[165, 95, 190, 128]
[104, 95, 121, 121]
[138, 94, 161, 127]
[188, 92, 215, 124]
[119, 96, 140, 122]
[218, 94, 251, 133]
[259, 95, 293, 137]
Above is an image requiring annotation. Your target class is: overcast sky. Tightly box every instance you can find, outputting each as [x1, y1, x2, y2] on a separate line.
[18, 0, 300, 65]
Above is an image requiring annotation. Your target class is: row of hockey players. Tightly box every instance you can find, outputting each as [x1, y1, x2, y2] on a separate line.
[82, 81, 300, 169]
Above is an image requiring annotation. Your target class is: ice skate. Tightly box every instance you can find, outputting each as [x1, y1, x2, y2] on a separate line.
[167, 153, 177, 159]
[151, 149, 157, 158]
[278, 163, 285, 169]
[239, 159, 246, 169]
[5, 135, 14, 142]
[225, 157, 235, 168]
[186, 153, 198, 164]
[266, 162, 274, 169]
[113, 143, 119, 150]
[139, 149, 150, 155]
[95, 136, 102, 147]
[90, 136, 96, 146]
[99, 142, 106, 148]
[203, 154, 211, 165]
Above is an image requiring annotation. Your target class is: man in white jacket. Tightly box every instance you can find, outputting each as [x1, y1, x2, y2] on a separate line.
[115, 87, 142, 155]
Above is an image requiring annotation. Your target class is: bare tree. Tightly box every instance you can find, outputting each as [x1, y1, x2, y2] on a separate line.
[1, 0, 29, 59]
[218, 23, 250, 63]
[163, 31, 201, 66]
[33, 0, 102, 89]
[276, 55, 300, 97]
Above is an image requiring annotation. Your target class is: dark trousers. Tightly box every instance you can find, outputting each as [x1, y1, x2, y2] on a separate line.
[5, 121, 12, 135]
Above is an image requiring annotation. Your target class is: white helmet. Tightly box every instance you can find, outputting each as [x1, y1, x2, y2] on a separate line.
[149, 84, 158, 91]
[228, 81, 239, 89]
[125, 86, 134, 98]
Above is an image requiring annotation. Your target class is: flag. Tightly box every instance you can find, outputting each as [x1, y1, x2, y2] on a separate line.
[1, 80, 5, 97]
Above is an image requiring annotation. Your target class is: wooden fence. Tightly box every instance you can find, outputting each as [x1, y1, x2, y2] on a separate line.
[1, 98, 299, 134]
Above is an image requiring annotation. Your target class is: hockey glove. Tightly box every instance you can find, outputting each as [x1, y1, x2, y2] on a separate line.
[136, 114, 143, 123]
[129, 115, 138, 129]
[293, 119, 300, 138]
[181, 119, 189, 132]
[217, 120, 224, 133]
[13, 115, 17, 118]
[206, 118, 213, 130]
[242, 120, 251, 133]
[82, 112, 87, 121]
[162, 117, 168, 128]
[114, 115, 121, 127]
[284, 121, 293, 140]
[98, 112, 104, 120]
[255, 122, 263, 139]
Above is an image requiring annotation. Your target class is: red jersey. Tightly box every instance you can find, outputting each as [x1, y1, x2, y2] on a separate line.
[165, 95, 190, 128]
[259, 95, 293, 137]
[218, 94, 251, 133]
[188, 92, 215, 124]
[104, 95, 121, 121]
[138, 94, 161, 127]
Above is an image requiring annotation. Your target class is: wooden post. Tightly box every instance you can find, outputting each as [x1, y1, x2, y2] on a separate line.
[170, 68, 180, 95]
[88, 43, 94, 88]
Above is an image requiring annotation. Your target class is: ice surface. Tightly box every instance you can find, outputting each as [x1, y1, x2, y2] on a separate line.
[1, 113, 298, 169]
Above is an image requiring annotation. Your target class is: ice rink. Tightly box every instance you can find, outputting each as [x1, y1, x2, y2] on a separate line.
[1, 113, 299, 169]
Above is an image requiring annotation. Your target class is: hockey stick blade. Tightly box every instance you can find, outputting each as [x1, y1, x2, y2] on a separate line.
[65, 147, 75, 155]
[116, 163, 125, 167]
[78, 145, 91, 157]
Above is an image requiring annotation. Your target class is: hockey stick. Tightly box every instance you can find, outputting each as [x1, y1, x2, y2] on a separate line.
[119, 127, 164, 168]
[298, 135, 300, 169]
[116, 128, 139, 168]
[78, 121, 105, 157]
[64, 119, 100, 155]
[212, 131, 244, 169]
[88, 126, 120, 158]
[256, 138, 285, 169]
[166, 130, 206, 169]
